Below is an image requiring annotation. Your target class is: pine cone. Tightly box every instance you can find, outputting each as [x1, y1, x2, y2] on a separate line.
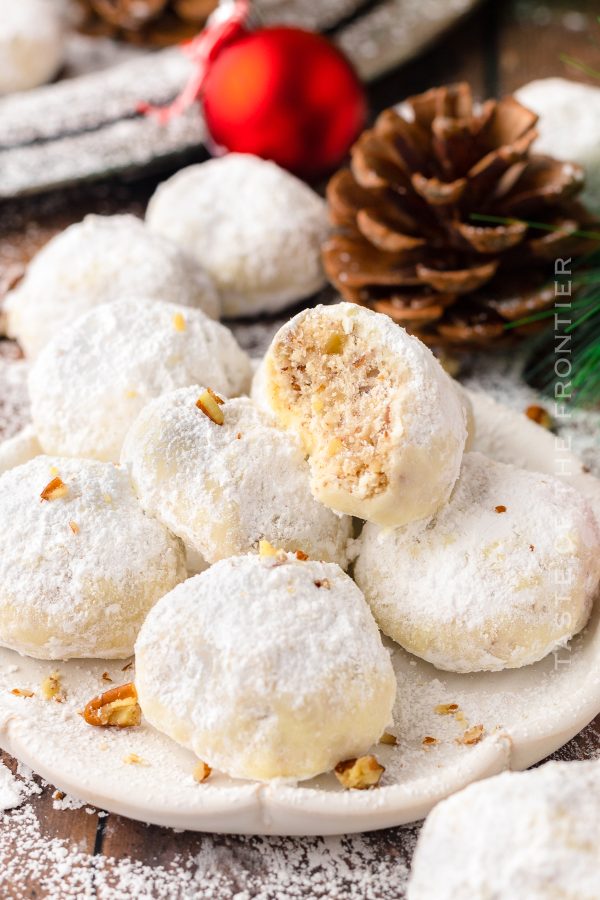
[323, 83, 595, 348]
[77, 0, 217, 45]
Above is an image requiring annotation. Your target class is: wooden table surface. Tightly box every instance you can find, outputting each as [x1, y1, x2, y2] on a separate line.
[1, 2, 600, 897]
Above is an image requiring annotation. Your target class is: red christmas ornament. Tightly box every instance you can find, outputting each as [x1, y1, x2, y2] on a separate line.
[141, 0, 367, 179]
[203, 26, 366, 177]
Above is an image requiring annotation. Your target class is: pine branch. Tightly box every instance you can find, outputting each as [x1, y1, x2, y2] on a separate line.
[523, 282, 600, 408]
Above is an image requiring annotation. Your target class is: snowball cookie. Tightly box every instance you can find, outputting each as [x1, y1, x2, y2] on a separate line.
[355, 452, 600, 673]
[0, 0, 65, 96]
[135, 553, 396, 781]
[121, 390, 352, 567]
[146, 154, 328, 317]
[0, 425, 41, 476]
[5, 215, 220, 358]
[408, 761, 600, 900]
[262, 302, 467, 526]
[0, 456, 186, 660]
[29, 299, 252, 462]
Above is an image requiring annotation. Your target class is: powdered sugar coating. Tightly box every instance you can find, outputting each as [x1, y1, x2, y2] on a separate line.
[0, 455, 186, 659]
[249, 355, 272, 417]
[408, 760, 600, 900]
[0, 424, 41, 475]
[29, 298, 252, 462]
[263, 302, 467, 526]
[0, 0, 65, 96]
[5, 214, 220, 358]
[135, 553, 396, 781]
[121, 390, 352, 567]
[355, 451, 600, 672]
[146, 154, 329, 317]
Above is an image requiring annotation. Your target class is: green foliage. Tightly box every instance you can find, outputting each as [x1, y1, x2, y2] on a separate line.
[523, 261, 600, 408]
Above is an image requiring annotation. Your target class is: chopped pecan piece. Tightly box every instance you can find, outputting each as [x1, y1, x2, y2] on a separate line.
[41, 672, 64, 702]
[323, 333, 346, 355]
[259, 539, 277, 557]
[334, 755, 384, 790]
[458, 724, 485, 745]
[40, 476, 68, 502]
[193, 761, 212, 783]
[435, 703, 459, 715]
[83, 682, 141, 728]
[525, 404, 552, 429]
[196, 388, 225, 425]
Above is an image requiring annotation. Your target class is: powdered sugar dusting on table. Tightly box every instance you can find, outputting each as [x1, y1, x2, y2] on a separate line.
[256, 0, 366, 30]
[0, 49, 192, 148]
[0, 760, 23, 810]
[0, 778, 417, 899]
[336, 0, 479, 79]
[0, 47, 205, 199]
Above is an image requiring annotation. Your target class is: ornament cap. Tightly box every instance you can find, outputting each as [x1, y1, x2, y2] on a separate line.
[208, 0, 260, 29]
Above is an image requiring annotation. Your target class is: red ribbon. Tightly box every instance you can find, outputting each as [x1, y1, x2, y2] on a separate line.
[138, 0, 250, 124]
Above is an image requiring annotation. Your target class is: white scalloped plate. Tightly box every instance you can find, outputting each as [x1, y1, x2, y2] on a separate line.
[0, 390, 598, 835]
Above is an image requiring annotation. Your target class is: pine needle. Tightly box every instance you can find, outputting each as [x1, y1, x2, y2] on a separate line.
[469, 213, 600, 243]
[559, 54, 600, 80]
[523, 281, 600, 408]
